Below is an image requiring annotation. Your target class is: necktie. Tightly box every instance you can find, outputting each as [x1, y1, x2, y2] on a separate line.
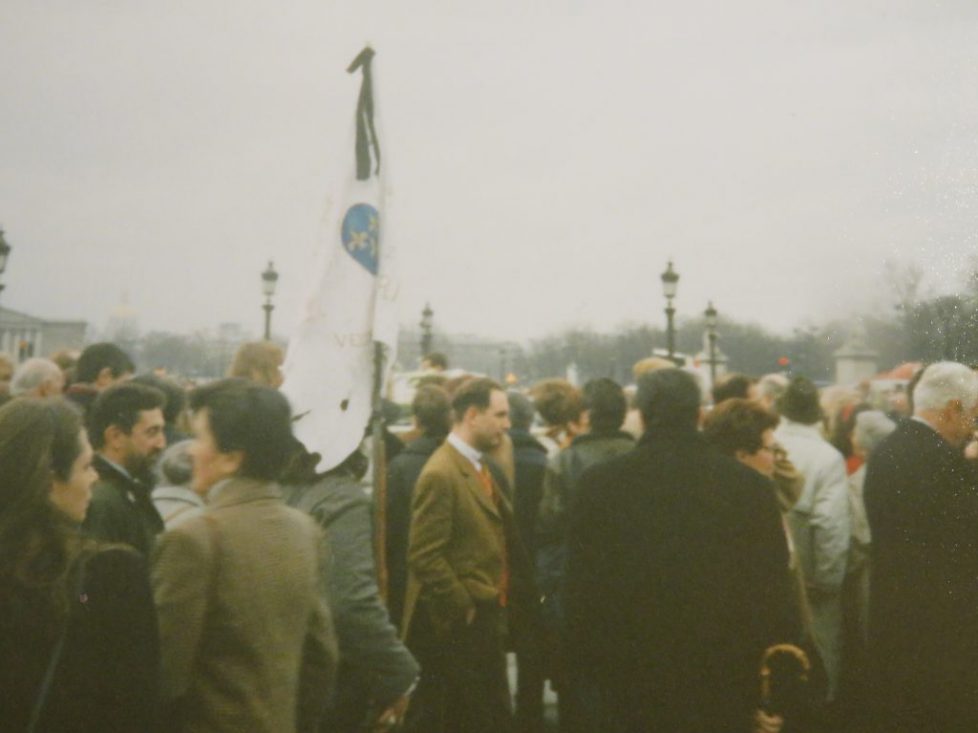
[477, 462, 509, 607]
[477, 463, 495, 499]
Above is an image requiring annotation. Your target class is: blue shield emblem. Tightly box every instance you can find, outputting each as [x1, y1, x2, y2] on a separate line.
[341, 203, 380, 275]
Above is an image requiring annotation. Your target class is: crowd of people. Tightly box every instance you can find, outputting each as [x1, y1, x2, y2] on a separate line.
[0, 340, 975, 732]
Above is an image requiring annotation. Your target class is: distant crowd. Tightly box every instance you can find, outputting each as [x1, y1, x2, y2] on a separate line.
[0, 342, 972, 732]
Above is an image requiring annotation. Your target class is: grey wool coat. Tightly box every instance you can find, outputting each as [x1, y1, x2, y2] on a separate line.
[282, 472, 419, 711]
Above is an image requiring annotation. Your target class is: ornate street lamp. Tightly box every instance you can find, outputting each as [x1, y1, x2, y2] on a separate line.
[261, 261, 278, 340]
[704, 301, 719, 386]
[0, 227, 12, 302]
[660, 260, 680, 360]
[420, 302, 434, 358]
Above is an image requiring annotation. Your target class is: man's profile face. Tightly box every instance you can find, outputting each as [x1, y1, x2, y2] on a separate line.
[469, 390, 511, 453]
[122, 407, 167, 474]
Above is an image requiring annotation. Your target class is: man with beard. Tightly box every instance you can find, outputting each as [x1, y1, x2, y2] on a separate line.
[402, 378, 533, 733]
[83, 381, 167, 556]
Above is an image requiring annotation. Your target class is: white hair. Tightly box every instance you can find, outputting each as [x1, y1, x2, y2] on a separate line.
[757, 373, 789, 403]
[912, 362, 978, 414]
[853, 410, 896, 455]
[10, 358, 62, 397]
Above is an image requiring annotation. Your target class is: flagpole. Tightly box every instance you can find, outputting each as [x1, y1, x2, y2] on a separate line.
[349, 45, 391, 603]
[371, 341, 390, 603]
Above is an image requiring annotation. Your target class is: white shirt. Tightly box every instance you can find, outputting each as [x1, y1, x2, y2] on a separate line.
[447, 432, 484, 472]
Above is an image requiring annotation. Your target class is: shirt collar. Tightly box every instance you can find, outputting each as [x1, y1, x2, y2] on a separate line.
[447, 432, 483, 471]
[779, 418, 823, 436]
[98, 453, 135, 483]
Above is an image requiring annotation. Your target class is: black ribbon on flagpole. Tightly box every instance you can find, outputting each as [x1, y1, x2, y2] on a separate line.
[347, 46, 381, 181]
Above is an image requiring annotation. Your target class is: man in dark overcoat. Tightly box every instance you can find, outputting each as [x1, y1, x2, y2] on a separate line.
[864, 361, 978, 731]
[83, 382, 167, 556]
[563, 368, 795, 733]
[385, 384, 452, 633]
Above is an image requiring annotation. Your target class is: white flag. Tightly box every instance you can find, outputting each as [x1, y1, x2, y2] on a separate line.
[281, 48, 398, 471]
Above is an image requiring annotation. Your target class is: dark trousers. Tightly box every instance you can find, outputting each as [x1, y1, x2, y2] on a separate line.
[404, 602, 513, 733]
[514, 633, 546, 733]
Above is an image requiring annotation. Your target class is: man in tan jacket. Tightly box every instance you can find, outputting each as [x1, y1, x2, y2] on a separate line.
[152, 379, 337, 732]
[402, 378, 524, 733]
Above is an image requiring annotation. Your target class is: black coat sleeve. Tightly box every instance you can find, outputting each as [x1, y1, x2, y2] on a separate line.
[81, 547, 161, 731]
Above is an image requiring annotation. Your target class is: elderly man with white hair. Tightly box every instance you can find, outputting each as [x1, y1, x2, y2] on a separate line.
[864, 362, 978, 732]
[9, 357, 65, 398]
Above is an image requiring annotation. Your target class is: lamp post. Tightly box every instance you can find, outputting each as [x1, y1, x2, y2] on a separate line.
[660, 260, 679, 360]
[261, 261, 278, 340]
[704, 301, 718, 386]
[0, 227, 12, 303]
[420, 302, 434, 358]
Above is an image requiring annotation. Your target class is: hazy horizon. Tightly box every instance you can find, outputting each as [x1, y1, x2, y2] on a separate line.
[4, 1, 978, 344]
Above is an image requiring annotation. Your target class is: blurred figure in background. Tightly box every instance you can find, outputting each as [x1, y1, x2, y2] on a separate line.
[421, 352, 449, 373]
[227, 341, 284, 388]
[838, 410, 895, 725]
[775, 377, 849, 710]
[530, 379, 583, 457]
[151, 440, 203, 530]
[756, 373, 790, 414]
[10, 357, 65, 399]
[711, 373, 757, 406]
[622, 356, 676, 438]
[386, 384, 453, 633]
[0, 352, 14, 405]
[506, 390, 549, 733]
[536, 377, 634, 729]
[132, 372, 190, 445]
[66, 343, 135, 416]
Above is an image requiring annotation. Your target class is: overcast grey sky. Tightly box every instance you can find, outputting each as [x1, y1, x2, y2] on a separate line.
[3, 1, 978, 343]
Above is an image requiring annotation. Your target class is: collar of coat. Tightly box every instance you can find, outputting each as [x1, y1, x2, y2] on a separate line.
[440, 441, 509, 521]
[94, 453, 149, 493]
[570, 430, 635, 447]
[638, 423, 701, 448]
[206, 476, 281, 509]
[509, 428, 547, 454]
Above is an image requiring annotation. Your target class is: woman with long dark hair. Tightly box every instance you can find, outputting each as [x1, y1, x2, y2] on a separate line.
[0, 398, 159, 732]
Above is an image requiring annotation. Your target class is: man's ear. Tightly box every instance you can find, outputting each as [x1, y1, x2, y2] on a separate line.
[95, 366, 115, 389]
[944, 399, 964, 420]
[103, 424, 125, 451]
[222, 450, 245, 476]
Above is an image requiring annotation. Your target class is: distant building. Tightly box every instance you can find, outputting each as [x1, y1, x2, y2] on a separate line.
[105, 293, 140, 342]
[0, 306, 87, 361]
